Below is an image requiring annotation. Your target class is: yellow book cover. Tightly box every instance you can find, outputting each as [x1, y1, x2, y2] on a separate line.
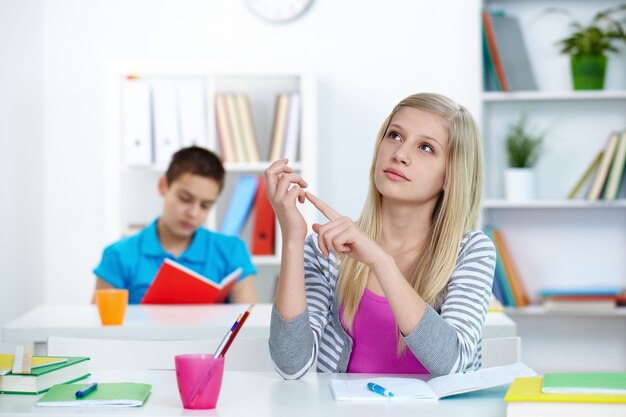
[0, 355, 67, 376]
[506, 377, 626, 404]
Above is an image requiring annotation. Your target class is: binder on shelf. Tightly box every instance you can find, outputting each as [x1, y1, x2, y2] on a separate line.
[225, 94, 246, 162]
[251, 176, 275, 255]
[268, 93, 290, 161]
[236, 94, 261, 162]
[152, 80, 181, 165]
[215, 94, 236, 162]
[482, 25, 502, 91]
[178, 78, 207, 148]
[282, 92, 301, 162]
[587, 132, 620, 201]
[484, 226, 515, 307]
[489, 13, 537, 91]
[121, 77, 152, 166]
[220, 175, 259, 237]
[603, 132, 626, 201]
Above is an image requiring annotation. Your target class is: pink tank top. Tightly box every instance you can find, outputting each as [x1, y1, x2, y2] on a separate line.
[343, 287, 429, 374]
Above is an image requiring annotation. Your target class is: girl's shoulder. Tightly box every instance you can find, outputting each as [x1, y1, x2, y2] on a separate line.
[459, 230, 496, 258]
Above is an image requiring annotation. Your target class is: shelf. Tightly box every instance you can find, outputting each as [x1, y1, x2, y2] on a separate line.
[482, 90, 626, 103]
[482, 199, 626, 209]
[505, 305, 626, 317]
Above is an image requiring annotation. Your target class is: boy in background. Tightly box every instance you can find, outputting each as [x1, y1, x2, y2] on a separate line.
[92, 146, 257, 304]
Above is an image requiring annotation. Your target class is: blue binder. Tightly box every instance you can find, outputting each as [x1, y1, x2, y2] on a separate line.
[220, 175, 260, 237]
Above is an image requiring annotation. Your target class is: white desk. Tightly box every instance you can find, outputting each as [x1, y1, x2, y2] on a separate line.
[0, 370, 508, 417]
[1, 304, 516, 355]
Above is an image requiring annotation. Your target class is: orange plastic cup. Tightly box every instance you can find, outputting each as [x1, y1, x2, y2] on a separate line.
[95, 289, 128, 325]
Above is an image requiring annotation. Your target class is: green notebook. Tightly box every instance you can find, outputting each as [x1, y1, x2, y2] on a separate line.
[543, 372, 626, 395]
[36, 382, 152, 407]
[0, 356, 90, 395]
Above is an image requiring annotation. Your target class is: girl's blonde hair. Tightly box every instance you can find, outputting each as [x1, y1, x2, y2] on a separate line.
[337, 93, 484, 342]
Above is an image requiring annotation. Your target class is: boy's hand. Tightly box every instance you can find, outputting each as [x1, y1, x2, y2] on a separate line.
[265, 159, 308, 242]
[306, 192, 386, 269]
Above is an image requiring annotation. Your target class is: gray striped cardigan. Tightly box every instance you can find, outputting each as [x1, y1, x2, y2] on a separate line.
[269, 230, 496, 379]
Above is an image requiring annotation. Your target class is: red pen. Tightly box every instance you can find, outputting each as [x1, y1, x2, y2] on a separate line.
[218, 304, 254, 358]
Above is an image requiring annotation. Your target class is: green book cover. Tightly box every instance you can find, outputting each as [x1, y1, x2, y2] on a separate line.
[0, 357, 90, 395]
[36, 382, 152, 407]
[543, 372, 626, 394]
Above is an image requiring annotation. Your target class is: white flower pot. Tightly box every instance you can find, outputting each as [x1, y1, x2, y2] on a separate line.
[505, 168, 535, 201]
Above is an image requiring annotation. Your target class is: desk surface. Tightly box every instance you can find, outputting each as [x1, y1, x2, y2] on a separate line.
[2, 304, 516, 345]
[0, 370, 508, 417]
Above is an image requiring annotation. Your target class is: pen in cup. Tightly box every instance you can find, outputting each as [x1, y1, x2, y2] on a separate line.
[75, 382, 98, 398]
[367, 382, 394, 397]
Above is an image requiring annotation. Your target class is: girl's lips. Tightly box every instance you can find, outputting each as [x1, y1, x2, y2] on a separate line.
[383, 168, 409, 181]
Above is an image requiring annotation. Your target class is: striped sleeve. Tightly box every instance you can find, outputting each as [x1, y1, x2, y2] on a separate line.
[403, 230, 496, 376]
[268, 234, 334, 379]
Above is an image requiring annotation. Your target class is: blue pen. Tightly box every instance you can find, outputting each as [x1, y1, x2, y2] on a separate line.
[367, 382, 394, 397]
[75, 382, 98, 398]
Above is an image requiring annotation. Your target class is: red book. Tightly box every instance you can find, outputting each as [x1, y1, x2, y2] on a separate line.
[251, 176, 276, 255]
[141, 259, 242, 304]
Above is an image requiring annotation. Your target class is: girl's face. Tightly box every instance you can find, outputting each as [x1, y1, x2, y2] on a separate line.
[373, 106, 448, 206]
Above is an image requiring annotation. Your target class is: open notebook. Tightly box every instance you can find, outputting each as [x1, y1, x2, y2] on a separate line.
[331, 362, 536, 400]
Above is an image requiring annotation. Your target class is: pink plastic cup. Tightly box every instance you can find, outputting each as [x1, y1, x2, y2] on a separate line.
[175, 354, 225, 409]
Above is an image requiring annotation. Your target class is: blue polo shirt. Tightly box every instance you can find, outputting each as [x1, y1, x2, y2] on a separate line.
[93, 218, 257, 304]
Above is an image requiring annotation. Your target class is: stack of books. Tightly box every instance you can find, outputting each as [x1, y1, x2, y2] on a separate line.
[505, 373, 626, 417]
[539, 287, 626, 312]
[568, 131, 626, 201]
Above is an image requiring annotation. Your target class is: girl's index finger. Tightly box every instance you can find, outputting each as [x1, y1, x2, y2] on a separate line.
[305, 192, 341, 221]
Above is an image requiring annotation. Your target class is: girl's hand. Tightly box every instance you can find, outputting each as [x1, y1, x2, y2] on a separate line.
[265, 159, 308, 242]
[306, 192, 387, 269]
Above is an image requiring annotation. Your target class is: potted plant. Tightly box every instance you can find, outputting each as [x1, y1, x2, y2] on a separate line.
[549, 4, 626, 90]
[504, 115, 545, 201]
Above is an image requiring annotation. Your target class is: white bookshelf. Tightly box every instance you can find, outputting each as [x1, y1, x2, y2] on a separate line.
[480, 0, 626, 372]
[104, 63, 317, 303]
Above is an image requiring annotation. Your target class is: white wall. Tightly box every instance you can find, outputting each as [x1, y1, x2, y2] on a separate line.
[1, 0, 480, 314]
[0, 0, 45, 330]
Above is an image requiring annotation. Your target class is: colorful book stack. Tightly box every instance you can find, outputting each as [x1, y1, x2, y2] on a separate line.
[505, 374, 626, 417]
[568, 130, 626, 201]
[539, 287, 626, 312]
[214, 93, 261, 163]
[483, 227, 530, 308]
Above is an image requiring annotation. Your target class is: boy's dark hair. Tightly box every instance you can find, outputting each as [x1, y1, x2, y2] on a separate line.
[165, 146, 225, 191]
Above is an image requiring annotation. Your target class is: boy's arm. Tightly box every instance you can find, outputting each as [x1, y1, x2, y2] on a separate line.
[229, 275, 258, 304]
[91, 277, 115, 304]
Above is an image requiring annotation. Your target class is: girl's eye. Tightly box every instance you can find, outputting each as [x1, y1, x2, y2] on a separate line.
[387, 131, 402, 142]
[419, 144, 434, 153]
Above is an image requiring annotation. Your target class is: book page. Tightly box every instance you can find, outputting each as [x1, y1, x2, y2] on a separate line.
[330, 377, 437, 400]
[428, 362, 537, 399]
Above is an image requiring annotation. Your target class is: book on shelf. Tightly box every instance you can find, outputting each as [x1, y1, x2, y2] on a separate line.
[36, 382, 152, 407]
[542, 372, 626, 395]
[225, 93, 247, 162]
[141, 258, 242, 304]
[220, 175, 260, 237]
[268, 93, 290, 161]
[215, 94, 236, 162]
[331, 362, 536, 401]
[251, 175, 276, 255]
[483, 227, 515, 307]
[482, 22, 502, 91]
[236, 94, 261, 162]
[482, 10, 508, 91]
[492, 229, 529, 307]
[567, 150, 604, 199]
[602, 131, 626, 201]
[588, 132, 620, 201]
[282, 92, 301, 162]
[505, 377, 626, 417]
[0, 356, 90, 395]
[538, 286, 623, 298]
[541, 293, 626, 311]
[488, 12, 537, 91]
